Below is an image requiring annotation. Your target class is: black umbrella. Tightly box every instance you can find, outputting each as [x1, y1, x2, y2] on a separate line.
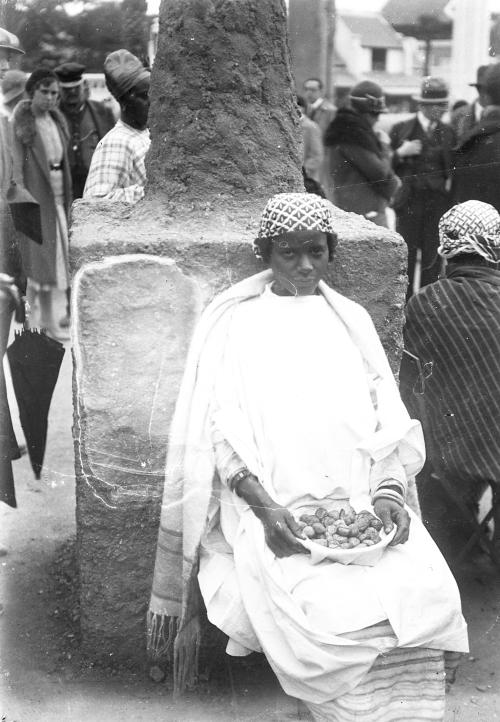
[7, 327, 65, 479]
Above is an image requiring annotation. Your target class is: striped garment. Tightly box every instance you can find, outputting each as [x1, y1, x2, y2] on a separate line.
[401, 264, 500, 486]
[83, 119, 150, 203]
[306, 645, 446, 721]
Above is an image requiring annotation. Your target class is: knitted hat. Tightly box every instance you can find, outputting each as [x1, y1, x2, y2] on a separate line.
[256, 192, 336, 242]
[104, 49, 150, 100]
[438, 200, 500, 263]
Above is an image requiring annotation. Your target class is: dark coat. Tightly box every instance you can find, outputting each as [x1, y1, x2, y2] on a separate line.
[452, 111, 500, 212]
[11, 100, 72, 286]
[61, 99, 116, 199]
[324, 108, 399, 224]
[450, 101, 481, 140]
[390, 115, 455, 209]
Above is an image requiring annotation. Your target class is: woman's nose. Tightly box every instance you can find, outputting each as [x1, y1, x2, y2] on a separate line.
[298, 254, 313, 272]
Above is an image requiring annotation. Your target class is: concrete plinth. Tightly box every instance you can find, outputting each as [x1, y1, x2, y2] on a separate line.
[71, 0, 408, 668]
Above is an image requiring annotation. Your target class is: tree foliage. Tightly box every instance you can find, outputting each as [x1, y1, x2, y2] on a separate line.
[1, 0, 149, 73]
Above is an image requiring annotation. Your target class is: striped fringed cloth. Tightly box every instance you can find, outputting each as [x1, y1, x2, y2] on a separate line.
[305, 646, 446, 721]
[401, 265, 500, 486]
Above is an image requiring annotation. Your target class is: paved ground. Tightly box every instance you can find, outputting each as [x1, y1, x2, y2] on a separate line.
[1, 290, 499, 721]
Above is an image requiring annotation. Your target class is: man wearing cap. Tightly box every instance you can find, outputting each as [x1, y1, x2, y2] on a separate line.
[83, 49, 150, 203]
[453, 64, 500, 213]
[323, 80, 400, 227]
[54, 62, 115, 200]
[390, 77, 455, 297]
[451, 65, 489, 140]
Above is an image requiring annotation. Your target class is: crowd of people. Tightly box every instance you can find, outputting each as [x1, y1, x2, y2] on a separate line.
[0, 29, 152, 506]
[1, 22, 500, 722]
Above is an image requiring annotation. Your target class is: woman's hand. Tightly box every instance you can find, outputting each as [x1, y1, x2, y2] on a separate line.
[233, 472, 308, 557]
[259, 505, 308, 558]
[373, 498, 410, 546]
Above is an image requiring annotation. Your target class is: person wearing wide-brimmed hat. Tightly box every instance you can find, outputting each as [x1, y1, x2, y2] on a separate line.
[390, 77, 455, 298]
[83, 49, 150, 203]
[147, 191, 468, 719]
[324, 80, 400, 227]
[453, 64, 500, 213]
[451, 65, 490, 140]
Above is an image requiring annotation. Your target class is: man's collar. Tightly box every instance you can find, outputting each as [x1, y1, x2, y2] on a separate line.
[310, 97, 324, 111]
[417, 110, 430, 131]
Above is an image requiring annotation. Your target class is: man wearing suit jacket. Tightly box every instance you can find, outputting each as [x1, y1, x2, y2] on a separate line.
[451, 65, 489, 140]
[303, 77, 337, 137]
[303, 77, 336, 193]
[390, 77, 455, 298]
[55, 62, 116, 201]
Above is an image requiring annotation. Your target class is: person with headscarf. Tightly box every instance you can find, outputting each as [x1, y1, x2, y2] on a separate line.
[148, 192, 468, 720]
[401, 200, 500, 561]
[323, 80, 400, 228]
[11, 68, 71, 339]
[83, 49, 150, 203]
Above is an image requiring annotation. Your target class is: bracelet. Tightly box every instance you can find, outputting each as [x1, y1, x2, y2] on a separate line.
[229, 468, 251, 493]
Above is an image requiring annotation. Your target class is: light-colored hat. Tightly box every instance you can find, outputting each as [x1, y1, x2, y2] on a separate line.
[0, 27, 24, 55]
[104, 49, 150, 100]
[1, 69, 26, 103]
[257, 193, 337, 240]
[412, 76, 449, 104]
[438, 200, 500, 263]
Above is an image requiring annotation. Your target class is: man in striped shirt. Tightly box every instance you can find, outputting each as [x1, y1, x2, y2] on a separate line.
[401, 200, 500, 558]
[83, 49, 150, 203]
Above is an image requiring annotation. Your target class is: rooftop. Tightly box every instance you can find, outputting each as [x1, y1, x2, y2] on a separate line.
[340, 12, 403, 49]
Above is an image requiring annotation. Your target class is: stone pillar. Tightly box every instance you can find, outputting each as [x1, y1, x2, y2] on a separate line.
[449, 0, 491, 102]
[71, 0, 407, 667]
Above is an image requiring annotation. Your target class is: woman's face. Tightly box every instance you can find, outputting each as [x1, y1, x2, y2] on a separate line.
[31, 81, 59, 115]
[270, 230, 330, 296]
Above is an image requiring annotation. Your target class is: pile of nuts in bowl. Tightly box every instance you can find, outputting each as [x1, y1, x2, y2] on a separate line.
[296, 506, 384, 549]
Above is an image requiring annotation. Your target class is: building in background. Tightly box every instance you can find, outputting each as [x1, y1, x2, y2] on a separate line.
[288, 0, 498, 112]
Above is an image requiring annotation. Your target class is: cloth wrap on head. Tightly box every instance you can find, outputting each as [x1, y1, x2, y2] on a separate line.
[438, 200, 500, 264]
[253, 192, 337, 257]
[104, 49, 150, 100]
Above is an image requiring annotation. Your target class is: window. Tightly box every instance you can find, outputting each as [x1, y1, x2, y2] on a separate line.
[371, 48, 387, 71]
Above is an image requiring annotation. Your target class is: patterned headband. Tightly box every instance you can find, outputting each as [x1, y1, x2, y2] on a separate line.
[438, 200, 500, 264]
[254, 193, 337, 257]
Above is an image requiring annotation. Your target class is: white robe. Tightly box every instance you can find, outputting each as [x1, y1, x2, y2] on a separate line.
[199, 286, 468, 704]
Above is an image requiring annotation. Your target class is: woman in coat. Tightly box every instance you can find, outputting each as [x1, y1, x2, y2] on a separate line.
[11, 68, 71, 338]
[324, 81, 400, 228]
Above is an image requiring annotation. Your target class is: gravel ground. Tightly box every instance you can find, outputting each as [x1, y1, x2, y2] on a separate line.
[1, 290, 499, 721]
